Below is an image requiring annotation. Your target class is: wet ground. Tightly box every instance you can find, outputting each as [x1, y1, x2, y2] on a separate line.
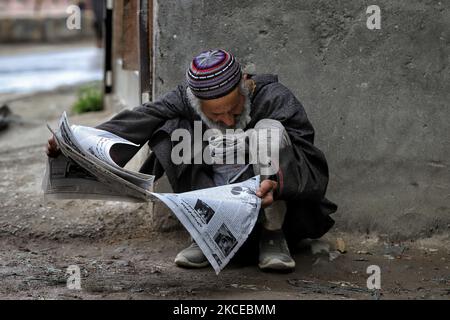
[0, 41, 102, 95]
[0, 43, 449, 300]
[0, 231, 448, 300]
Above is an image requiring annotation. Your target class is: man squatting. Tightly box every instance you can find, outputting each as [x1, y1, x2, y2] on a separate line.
[47, 49, 337, 272]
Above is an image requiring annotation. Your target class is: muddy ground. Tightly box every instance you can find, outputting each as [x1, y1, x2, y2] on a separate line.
[0, 84, 449, 300]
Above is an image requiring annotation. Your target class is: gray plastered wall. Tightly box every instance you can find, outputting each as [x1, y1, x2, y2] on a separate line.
[150, 0, 450, 239]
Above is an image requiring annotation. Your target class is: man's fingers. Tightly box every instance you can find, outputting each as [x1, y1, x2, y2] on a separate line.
[46, 136, 61, 157]
[48, 136, 57, 148]
[256, 180, 271, 197]
[256, 180, 278, 208]
[261, 192, 274, 208]
[256, 180, 277, 198]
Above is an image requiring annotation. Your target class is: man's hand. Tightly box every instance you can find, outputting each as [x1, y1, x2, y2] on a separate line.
[256, 179, 278, 208]
[46, 135, 61, 158]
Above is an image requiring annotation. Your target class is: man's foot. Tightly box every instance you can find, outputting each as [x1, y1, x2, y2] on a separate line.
[258, 228, 295, 272]
[174, 242, 210, 268]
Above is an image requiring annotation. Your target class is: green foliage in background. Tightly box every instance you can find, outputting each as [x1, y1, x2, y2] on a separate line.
[72, 85, 103, 114]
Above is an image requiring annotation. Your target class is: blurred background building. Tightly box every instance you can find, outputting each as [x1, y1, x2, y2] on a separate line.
[0, 0, 74, 16]
[0, 0, 97, 42]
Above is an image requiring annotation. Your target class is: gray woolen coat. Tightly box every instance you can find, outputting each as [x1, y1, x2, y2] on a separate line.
[97, 74, 337, 242]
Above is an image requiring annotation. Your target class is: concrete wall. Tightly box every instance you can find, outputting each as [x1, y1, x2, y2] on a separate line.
[113, 59, 141, 111]
[153, 0, 450, 239]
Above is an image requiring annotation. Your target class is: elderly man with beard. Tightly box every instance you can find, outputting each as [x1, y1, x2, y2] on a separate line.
[46, 49, 337, 272]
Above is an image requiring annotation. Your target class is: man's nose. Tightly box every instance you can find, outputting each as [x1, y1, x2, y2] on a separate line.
[218, 113, 235, 127]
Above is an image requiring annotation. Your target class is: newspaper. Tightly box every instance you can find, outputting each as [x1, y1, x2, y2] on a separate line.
[152, 176, 261, 274]
[43, 112, 155, 202]
[43, 113, 262, 273]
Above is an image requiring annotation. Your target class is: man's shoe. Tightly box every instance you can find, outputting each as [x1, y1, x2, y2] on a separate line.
[174, 242, 210, 268]
[258, 228, 295, 272]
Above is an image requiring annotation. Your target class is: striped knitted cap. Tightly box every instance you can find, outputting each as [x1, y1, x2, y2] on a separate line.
[187, 49, 242, 100]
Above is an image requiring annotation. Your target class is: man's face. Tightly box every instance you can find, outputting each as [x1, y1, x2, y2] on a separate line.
[200, 87, 245, 128]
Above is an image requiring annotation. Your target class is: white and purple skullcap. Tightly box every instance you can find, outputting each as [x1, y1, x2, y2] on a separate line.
[187, 49, 242, 100]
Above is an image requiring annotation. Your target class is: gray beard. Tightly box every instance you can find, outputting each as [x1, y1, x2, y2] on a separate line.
[186, 86, 252, 133]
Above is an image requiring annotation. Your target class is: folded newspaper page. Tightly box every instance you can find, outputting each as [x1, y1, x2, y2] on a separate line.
[151, 176, 261, 274]
[43, 113, 262, 273]
[43, 112, 155, 202]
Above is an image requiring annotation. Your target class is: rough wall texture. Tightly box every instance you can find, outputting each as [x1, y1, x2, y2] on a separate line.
[152, 0, 450, 239]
